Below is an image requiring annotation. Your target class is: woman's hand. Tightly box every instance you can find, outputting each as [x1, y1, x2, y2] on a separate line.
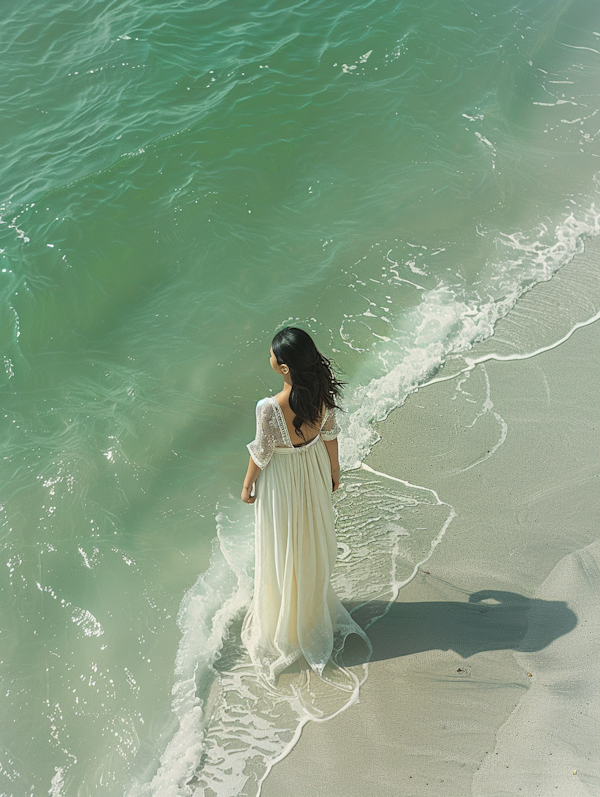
[331, 470, 340, 492]
[241, 485, 255, 504]
[241, 456, 261, 503]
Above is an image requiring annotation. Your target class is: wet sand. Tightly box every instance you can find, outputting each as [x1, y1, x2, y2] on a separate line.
[261, 242, 600, 796]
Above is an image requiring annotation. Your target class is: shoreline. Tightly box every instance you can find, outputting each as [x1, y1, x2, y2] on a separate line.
[261, 237, 600, 795]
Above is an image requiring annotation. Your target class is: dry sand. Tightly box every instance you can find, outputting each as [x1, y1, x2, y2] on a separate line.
[261, 243, 600, 797]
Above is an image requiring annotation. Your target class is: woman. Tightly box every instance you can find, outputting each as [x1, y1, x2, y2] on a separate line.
[241, 327, 370, 682]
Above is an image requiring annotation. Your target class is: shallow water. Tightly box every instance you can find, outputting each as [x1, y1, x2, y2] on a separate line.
[1, 0, 600, 793]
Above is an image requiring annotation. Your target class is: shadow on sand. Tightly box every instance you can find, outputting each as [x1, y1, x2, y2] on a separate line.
[340, 588, 577, 665]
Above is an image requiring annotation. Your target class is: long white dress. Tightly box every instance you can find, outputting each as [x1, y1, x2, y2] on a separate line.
[242, 396, 370, 682]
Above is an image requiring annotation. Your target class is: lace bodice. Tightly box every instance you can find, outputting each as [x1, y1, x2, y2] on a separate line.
[247, 396, 340, 469]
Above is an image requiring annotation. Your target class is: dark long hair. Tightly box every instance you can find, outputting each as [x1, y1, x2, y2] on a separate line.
[271, 327, 344, 439]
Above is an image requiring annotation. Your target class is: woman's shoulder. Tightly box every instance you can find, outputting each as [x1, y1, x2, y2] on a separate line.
[272, 391, 289, 409]
[318, 404, 334, 425]
[255, 396, 277, 413]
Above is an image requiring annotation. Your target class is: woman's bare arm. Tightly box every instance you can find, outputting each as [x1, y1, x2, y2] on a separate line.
[241, 456, 262, 503]
[323, 438, 340, 492]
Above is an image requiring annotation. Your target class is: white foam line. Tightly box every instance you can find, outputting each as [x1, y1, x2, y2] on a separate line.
[385, 249, 426, 290]
[360, 462, 449, 504]
[420, 308, 600, 390]
[255, 716, 310, 796]
[356, 463, 457, 627]
[451, 364, 508, 475]
[255, 664, 367, 796]
[560, 41, 600, 56]
[394, 276, 426, 290]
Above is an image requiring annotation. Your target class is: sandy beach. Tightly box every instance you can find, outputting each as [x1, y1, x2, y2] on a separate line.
[261, 244, 600, 797]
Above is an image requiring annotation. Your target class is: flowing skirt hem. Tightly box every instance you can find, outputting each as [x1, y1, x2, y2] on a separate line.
[242, 607, 372, 684]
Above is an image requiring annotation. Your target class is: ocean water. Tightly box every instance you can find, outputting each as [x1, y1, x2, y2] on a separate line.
[1, 0, 600, 794]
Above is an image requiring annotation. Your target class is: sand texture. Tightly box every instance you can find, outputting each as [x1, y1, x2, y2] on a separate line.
[261, 245, 600, 796]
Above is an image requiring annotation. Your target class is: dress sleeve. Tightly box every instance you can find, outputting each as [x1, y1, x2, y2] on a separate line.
[247, 399, 277, 469]
[320, 407, 340, 441]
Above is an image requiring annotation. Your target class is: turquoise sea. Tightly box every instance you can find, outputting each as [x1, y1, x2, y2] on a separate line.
[2, 0, 600, 794]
